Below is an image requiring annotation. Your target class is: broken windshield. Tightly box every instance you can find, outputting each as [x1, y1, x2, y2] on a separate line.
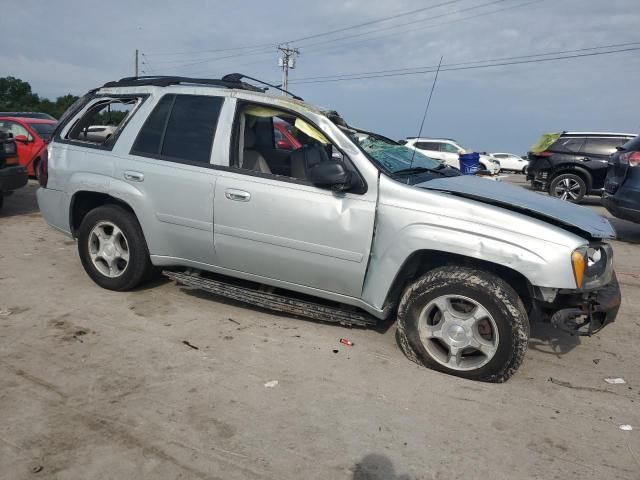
[354, 131, 444, 174]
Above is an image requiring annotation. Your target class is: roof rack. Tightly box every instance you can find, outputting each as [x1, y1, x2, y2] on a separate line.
[100, 73, 304, 101]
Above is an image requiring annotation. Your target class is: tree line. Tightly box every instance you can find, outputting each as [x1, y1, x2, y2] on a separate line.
[0, 76, 79, 119]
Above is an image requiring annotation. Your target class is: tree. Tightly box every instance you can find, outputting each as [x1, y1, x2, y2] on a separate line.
[0, 77, 79, 119]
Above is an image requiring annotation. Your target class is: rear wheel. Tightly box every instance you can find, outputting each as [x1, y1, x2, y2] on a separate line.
[396, 266, 529, 382]
[549, 173, 586, 202]
[33, 158, 41, 181]
[77, 204, 152, 291]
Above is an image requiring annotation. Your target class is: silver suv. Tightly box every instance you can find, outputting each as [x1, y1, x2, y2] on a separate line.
[37, 75, 621, 382]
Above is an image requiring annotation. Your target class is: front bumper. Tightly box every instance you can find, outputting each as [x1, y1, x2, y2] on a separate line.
[0, 165, 28, 192]
[534, 274, 621, 336]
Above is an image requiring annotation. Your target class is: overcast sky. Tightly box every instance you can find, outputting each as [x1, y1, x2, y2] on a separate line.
[2, 0, 638, 153]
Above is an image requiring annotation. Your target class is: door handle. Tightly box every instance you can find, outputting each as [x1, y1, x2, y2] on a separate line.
[225, 189, 251, 202]
[124, 170, 144, 182]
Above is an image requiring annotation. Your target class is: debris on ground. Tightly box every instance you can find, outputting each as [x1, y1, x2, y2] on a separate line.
[228, 317, 240, 325]
[619, 424, 633, 431]
[0, 308, 11, 316]
[31, 465, 43, 473]
[593, 358, 600, 364]
[340, 338, 354, 346]
[264, 380, 278, 388]
[604, 377, 626, 385]
[332, 349, 339, 354]
[182, 340, 199, 350]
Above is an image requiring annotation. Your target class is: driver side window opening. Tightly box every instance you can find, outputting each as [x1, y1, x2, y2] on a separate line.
[66, 97, 140, 146]
[232, 103, 345, 182]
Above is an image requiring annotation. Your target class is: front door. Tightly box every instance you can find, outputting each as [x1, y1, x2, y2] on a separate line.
[0, 120, 39, 173]
[213, 103, 376, 298]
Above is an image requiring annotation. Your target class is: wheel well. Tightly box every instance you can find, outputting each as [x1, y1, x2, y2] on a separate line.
[70, 191, 135, 237]
[384, 250, 533, 313]
[550, 167, 592, 191]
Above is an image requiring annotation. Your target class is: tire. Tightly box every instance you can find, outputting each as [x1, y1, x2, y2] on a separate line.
[396, 266, 529, 383]
[0, 193, 4, 210]
[33, 158, 41, 181]
[549, 173, 586, 203]
[77, 204, 152, 291]
[521, 166, 527, 175]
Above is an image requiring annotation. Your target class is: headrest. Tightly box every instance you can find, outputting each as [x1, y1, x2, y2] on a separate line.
[244, 128, 256, 149]
[290, 144, 328, 169]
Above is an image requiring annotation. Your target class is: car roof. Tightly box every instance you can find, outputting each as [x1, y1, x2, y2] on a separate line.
[0, 116, 57, 124]
[406, 137, 458, 143]
[561, 131, 636, 138]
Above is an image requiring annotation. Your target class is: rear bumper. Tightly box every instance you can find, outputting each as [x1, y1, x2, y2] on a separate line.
[0, 166, 28, 192]
[602, 188, 640, 223]
[535, 274, 621, 336]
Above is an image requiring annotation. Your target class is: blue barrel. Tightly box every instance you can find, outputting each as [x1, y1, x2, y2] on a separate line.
[458, 152, 480, 175]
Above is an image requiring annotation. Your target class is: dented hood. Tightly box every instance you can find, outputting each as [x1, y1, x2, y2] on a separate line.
[415, 175, 615, 239]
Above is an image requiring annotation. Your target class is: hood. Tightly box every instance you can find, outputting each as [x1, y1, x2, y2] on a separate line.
[415, 175, 615, 239]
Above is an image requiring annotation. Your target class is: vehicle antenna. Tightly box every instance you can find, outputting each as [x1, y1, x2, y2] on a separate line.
[408, 55, 443, 180]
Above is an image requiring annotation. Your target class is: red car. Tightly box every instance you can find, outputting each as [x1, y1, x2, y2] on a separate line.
[0, 117, 57, 179]
[274, 120, 302, 150]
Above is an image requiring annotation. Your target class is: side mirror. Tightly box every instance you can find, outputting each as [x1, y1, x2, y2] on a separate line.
[14, 134, 29, 143]
[307, 161, 352, 190]
[276, 139, 292, 150]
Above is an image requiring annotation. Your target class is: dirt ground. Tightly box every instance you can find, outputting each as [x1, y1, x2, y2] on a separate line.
[1, 178, 639, 480]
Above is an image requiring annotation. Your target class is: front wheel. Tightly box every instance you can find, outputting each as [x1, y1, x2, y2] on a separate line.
[396, 266, 529, 382]
[77, 204, 152, 291]
[549, 173, 586, 203]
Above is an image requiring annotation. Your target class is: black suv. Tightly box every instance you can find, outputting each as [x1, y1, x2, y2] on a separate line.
[0, 128, 28, 209]
[602, 135, 640, 223]
[527, 132, 635, 202]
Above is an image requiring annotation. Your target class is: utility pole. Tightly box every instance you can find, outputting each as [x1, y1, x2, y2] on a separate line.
[277, 45, 299, 94]
[135, 49, 139, 77]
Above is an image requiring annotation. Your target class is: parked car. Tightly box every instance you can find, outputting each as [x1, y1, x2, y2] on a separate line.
[527, 132, 636, 202]
[0, 112, 56, 120]
[37, 74, 620, 382]
[0, 128, 28, 209]
[273, 120, 302, 150]
[602, 135, 640, 223]
[0, 116, 57, 179]
[403, 137, 500, 174]
[491, 152, 529, 173]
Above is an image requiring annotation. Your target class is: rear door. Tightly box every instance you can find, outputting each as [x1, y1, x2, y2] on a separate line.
[117, 93, 225, 265]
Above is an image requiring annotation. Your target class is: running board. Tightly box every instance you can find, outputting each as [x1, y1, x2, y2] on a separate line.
[163, 270, 377, 327]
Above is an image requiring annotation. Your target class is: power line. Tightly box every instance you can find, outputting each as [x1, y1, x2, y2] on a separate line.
[289, 46, 640, 85]
[291, 41, 640, 82]
[143, 0, 470, 58]
[299, 0, 541, 56]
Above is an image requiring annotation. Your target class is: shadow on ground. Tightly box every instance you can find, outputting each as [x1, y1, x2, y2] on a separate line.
[352, 454, 412, 480]
[528, 319, 581, 357]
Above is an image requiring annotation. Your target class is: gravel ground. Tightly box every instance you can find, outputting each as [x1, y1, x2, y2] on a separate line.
[1, 178, 639, 480]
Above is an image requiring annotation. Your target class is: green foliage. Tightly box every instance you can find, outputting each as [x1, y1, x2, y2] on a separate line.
[0, 76, 79, 119]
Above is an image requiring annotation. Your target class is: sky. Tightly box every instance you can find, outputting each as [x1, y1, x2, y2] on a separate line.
[1, 0, 638, 154]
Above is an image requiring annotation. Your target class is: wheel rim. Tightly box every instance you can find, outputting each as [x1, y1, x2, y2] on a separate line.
[553, 177, 582, 200]
[417, 295, 499, 371]
[87, 221, 130, 278]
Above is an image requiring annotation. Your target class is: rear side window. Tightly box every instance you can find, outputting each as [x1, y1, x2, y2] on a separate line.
[66, 97, 140, 148]
[583, 137, 628, 156]
[415, 142, 440, 151]
[621, 135, 640, 151]
[552, 137, 584, 153]
[131, 94, 224, 164]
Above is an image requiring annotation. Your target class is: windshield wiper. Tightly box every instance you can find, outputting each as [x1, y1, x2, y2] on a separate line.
[392, 166, 446, 176]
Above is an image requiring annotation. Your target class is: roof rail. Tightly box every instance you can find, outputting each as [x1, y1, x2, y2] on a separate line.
[99, 74, 304, 101]
[101, 75, 266, 93]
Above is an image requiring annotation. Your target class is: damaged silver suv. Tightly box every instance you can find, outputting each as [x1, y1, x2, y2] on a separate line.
[37, 74, 620, 382]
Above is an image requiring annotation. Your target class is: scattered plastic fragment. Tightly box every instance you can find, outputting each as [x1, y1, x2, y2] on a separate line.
[228, 318, 240, 325]
[31, 465, 43, 473]
[0, 308, 11, 316]
[592, 358, 600, 365]
[182, 340, 199, 350]
[604, 377, 626, 385]
[264, 380, 278, 388]
[332, 349, 339, 354]
[619, 424, 633, 431]
[340, 338, 354, 346]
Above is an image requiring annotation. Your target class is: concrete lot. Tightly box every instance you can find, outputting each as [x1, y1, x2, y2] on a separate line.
[1, 177, 639, 480]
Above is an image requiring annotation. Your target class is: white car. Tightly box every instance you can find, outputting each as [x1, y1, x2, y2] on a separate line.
[491, 152, 529, 173]
[403, 137, 500, 174]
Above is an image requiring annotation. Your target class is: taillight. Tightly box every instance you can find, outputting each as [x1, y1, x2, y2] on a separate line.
[537, 151, 553, 157]
[620, 151, 640, 167]
[39, 146, 49, 188]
